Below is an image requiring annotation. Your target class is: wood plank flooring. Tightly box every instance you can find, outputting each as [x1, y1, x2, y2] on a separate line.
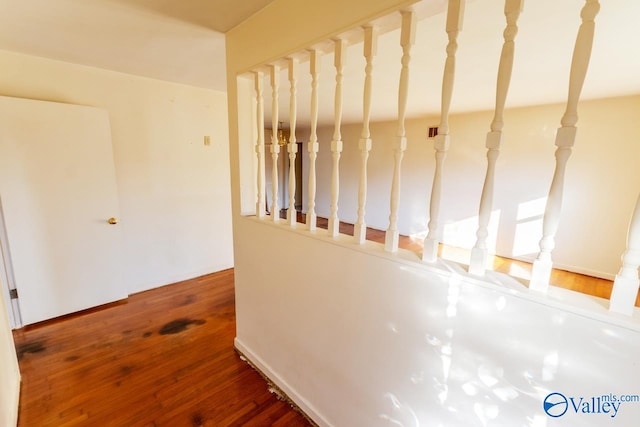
[13, 269, 311, 427]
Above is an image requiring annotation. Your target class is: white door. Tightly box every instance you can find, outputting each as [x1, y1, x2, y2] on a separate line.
[0, 96, 127, 326]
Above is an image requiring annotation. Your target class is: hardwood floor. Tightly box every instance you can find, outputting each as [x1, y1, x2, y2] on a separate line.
[13, 269, 311, 427]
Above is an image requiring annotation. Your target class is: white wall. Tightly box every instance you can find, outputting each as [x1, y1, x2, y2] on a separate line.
[235, 217, 640, 427]
[313, 96, 640, 278]
[0, 49, 234, 295]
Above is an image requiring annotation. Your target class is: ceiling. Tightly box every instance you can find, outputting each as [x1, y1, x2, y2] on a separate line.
[0, 0, 274, 91]
[265, 0, 640, 125]
[0, 0, 639, 125]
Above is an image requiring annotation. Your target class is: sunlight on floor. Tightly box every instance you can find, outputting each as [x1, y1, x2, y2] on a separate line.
[505, 262, 532, 281]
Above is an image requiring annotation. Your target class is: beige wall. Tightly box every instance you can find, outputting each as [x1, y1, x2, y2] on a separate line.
[0, 49, 234, 295]
[311, 95, 640, 278]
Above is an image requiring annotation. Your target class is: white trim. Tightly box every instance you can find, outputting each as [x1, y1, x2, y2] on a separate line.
[0, 264, 15, 328]
[10, 372, 20, 427]
[234, 337, 333, 427]
[0, 198, 21, 329]
[549, 262, 615, 281]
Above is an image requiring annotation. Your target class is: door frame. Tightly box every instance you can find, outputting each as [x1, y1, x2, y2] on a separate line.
[0, 197, 22, 329]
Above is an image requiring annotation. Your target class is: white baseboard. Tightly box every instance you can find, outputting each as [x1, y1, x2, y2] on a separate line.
[550, 262, 615, 281]
[234, 337, 333, 427]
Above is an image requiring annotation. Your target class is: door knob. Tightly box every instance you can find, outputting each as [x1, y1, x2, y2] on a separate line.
[107, 217, 118, 225]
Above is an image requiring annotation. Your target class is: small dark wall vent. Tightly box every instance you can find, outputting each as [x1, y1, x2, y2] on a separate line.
[427, 127, 438, 138]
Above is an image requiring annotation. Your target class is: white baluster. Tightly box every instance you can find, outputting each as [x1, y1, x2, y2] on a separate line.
[354, 26, 378, 245]
[609, 194, 640, 315]
[469, 0, 523, 275]
[328, 39, 346, 238]
[286, 58, 299, 227]
[307, 49, 321, 231]
[422, 0, 464, 261]
[254, 71, 266, 218]
[385, 10, 416, 252]
[270, 65, 280, 223]
[530, 0, 600, 292]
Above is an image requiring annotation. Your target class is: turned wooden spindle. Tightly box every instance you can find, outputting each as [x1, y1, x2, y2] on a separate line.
[423, 0, 465, 261]
[328, 39, 346, 238]
[286, 58, 299, 227]
[609, 194, 640, 315]
[306, 49, 321, 232]
[530, 0, 600, 292]
[269, 65, 280, 223]
[354, 26, 378, 245]
[469, 0, 523, 275]
[253, 71, 266, 218]
[385, 10, 416, 253]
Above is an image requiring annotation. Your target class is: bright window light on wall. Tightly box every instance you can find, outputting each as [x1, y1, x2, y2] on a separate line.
[512, 197, 547, 258]
[442, 210, 501, 252]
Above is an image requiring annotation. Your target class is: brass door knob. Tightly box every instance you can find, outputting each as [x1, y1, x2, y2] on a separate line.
[107, 217, 118, 225]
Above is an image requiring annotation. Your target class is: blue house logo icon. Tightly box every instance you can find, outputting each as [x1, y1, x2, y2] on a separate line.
[544, 392, 569, 417]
